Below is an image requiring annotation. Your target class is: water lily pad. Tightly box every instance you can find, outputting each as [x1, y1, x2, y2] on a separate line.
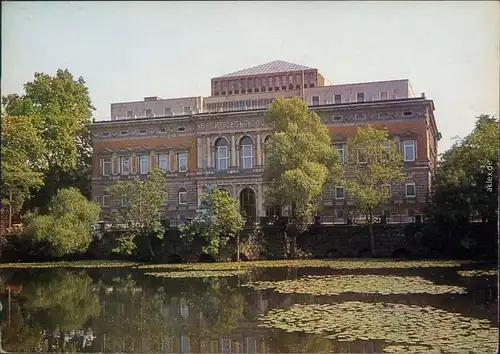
[144, 270, 246, 278]
[457, 269, 497, 277]
[243, 275, 467, 295]
[259, 302, 498, 353]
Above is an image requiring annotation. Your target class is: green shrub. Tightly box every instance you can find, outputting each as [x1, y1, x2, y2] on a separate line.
[23, 188, 100, 258]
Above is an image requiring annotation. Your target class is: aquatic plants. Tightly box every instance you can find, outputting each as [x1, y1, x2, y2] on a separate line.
[457, 269, 497, 277]
[243, 275, 467, 295]
[145, 270, 247, 278]
[258, 302, 498, 353]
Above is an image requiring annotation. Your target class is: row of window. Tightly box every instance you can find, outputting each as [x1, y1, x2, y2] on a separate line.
[213, 73, 316, 96]
[334, 140, 417, 163]
[214, 136, 256, 170]
[206, 98, 278, 112]
[100, 152, 188, 176]
[125, 106, 193, 119]
[332, 183, 417, 199]
[311, 90, 395, 105]
[102, 187, 188, 207]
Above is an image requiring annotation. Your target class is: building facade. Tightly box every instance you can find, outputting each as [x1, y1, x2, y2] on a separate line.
[91, 60, 440, 224]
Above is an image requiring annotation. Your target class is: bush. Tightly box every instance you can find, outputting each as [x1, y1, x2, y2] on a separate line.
[22, 188, 100, 259]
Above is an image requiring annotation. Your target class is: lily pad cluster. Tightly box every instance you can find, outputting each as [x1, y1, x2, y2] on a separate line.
[258, 302, 498, 353]
[144, 270, 247, 278]
[0, 260, 141, 269]
[244, 275, 467, 295]
[457, 269, 497, 277]
[137, 259, 466, 271]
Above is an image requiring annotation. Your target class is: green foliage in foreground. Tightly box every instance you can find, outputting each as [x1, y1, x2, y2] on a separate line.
[22, 188, 100, 258]
[180, 186, 244, 255]
[105, 167, 168, 260]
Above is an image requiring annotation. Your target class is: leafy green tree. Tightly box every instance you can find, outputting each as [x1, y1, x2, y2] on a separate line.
[2, 69, 95, 212]
[264, 98, 342, 258]
[426, 115, 498, 224]
[344, 126, 406, 256]
[105, 167, 168, 260]
[181, 185, 244, 256]
[0, 113, 46, 212]
[22, 188, 101, 258]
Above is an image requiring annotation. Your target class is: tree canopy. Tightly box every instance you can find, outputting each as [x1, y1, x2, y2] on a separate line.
[426, 115, 498, 224]
[344, 126, 406, 255]
[264, 98, 342, 231]
[105, 167, 169, 259]
[22, 187, 101, 258]
[1, 69, 95, 212]
[181, 185, 244, 256]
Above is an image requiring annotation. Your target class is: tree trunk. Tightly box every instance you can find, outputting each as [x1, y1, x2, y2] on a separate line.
[368, 208, 376, 257]
[145, 233, 156, 261]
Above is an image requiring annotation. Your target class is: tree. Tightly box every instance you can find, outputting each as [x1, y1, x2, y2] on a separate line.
[344, 126, 406, 256]
[22, 188, 101, 258]
[105, 167, 168, 260]
[425, 115, 498, 224]
[2, 69, 95, 212]
[0, 113, 46, 214]
[181, 185, 244, 257]
[264, 98, 342, 258]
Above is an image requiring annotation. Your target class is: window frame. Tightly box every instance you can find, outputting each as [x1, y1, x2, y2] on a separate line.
[216, 145, 229, 170]
[240, 137, 254, 169]
[145, 108, 153, 118]
[335, 186, 345, 200]
[404, 140, 416, 162]
[177, 152, 188, 172]
[357, 148, 367, 164]
[334, 143, 345, 163]
[334, 94, 342, 104]
[101, 157, 111, 176]
[102, 194, 109, 207]
[311, 96, 320, 106]
[139, 154, 150, 175]
[157, 153, 169, 172]
[356, 92, 365, 102]
[178, 188, 188, 204]
[379, 90, 389, 100]
[120, 156, 131, 175]
[405, 183, 416, 198]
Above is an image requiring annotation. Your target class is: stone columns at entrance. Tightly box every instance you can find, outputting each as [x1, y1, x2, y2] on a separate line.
[206, 136, 212, 168]
[231, 135, 236, 167]
[257, 183, 264, 217]
[196, 137, 202, 169]
[256, 134, 262, 166]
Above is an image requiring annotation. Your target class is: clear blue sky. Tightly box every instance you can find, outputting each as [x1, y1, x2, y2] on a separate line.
[2, 1, 499, 153]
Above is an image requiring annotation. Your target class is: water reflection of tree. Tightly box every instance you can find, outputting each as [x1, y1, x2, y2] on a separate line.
[1, 269, 101, 352]
[268, 331, 336, 353]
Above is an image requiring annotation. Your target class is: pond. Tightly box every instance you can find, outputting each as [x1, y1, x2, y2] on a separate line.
[0, 260, 497, 353]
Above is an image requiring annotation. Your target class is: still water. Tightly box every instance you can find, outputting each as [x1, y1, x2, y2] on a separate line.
[0, 260, 497, 353]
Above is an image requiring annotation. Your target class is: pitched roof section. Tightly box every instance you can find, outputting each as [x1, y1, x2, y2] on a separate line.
[215, 60, 315, 79]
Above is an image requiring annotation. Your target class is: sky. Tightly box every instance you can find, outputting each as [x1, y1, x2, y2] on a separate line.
[2, 1, 499, 153]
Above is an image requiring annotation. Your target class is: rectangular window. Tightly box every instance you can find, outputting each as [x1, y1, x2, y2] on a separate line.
[241, 145, 253, 169]
[102, 194, 109, 206]
[120, 157, 130, 175]
[335, 186, 345, 199]
[126, 110, 133, 118]
[184, 106, 191, 115]
[357, 148, 367, 163]
[312, 96, 320, 106]
[157, 154, 169, 172]
[145, 109, 152, 118]
[178, 190, 187, 204]
[334, 94, 342, 104]
[180, 335, 190, 354]
[216, 146, 229, 170]
[356, 92, 365, 102]
[101, 157, 111, 176]
[334, 143, 345, 164]
[405, 183, 416, 198]
[404, 140, 416, 161]
[379, 90, 388, 100]
[335, 209, 345, 219]
[164, 107, 172, 116]
[177, 152, 188, 172]
[139, 155, 150, 174]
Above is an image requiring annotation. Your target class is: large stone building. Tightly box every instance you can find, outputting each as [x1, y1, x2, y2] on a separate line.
[90, 60, 440, 224]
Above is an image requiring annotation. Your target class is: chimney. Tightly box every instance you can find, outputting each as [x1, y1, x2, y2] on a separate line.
[421, 92, 425, 98]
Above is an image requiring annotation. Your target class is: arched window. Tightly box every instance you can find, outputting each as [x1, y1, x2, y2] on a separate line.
[215, 138, 229, 170]
[240, 187, 256, 222]
[178, 187, 187, 205]
[240, 136, 254, 169]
